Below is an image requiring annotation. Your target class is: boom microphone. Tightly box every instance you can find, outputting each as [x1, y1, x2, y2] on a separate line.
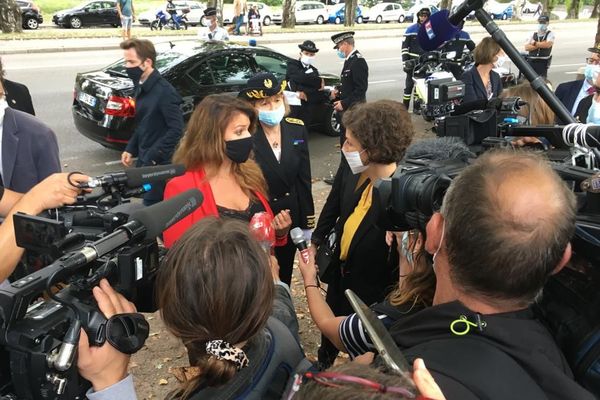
[290, 227, 310, 264]
[405, 137, 475, 162]
[81, 164, 185, 189]
[62, 189, 203, 269]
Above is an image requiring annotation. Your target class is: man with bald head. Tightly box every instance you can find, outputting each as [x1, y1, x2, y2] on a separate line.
[387, 150, 594, 399]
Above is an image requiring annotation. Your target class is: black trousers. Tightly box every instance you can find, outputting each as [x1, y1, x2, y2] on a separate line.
[403, 71, 414, 108]
[274, 237, 297, 286]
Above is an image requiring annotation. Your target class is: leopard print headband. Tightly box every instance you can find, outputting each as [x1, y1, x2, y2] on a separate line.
[205, 340, 249, 371]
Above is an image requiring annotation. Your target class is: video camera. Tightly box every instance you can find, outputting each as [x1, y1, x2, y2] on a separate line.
[0, 164, 201, 400]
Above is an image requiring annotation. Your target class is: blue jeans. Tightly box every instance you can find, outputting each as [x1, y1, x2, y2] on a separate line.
[234, 14, 244, 34]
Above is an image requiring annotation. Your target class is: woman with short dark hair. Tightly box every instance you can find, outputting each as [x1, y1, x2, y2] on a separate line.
[460, 37, 504, 104]
[310, 100, 415, 369]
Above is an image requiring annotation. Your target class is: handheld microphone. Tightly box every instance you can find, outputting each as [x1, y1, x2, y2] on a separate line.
[62, 189, 203, 269]
[290, 227, 310, 264]
[249, 212, 275, 253]
[80, 164, 185, 189]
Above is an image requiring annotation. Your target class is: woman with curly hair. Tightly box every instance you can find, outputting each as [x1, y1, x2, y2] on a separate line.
[309, 99, 416, 368]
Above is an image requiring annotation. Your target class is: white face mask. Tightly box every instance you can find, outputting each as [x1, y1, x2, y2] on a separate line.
[342, 149, 368, 174]
[202, 19, 212, 27]
[300, 55, 314, 66]
[493, 55, 507, 69]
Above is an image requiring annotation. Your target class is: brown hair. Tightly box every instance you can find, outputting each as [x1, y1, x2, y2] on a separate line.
[440, 150, 576, 308]
[120, 38, 157, 67]
[387, 230, 435, 309]
[157, 217, 274, 398]
[173, 94, 267, 198]
[250, 92, 291, 117]
[501, 82, 555, 125]
[294, 362, 414, 399]
[473, 37, 502, 65]
[342, 100, 414, 164]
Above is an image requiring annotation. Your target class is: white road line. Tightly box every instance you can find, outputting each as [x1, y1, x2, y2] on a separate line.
[105, 160, 123, 166]
[369, 80, 397, 84]
[7, 61, 113, 71]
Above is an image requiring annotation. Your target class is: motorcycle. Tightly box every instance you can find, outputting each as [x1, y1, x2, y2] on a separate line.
[150, 8, 189, 30]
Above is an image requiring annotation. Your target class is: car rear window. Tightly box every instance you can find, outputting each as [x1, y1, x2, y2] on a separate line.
[104, 51, 189, 76]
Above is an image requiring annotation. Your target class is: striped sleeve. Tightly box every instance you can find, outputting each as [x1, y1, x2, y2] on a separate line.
[339, 312, 392, 359]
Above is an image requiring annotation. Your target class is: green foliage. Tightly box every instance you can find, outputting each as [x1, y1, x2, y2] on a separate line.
[35, 0, 167, 16]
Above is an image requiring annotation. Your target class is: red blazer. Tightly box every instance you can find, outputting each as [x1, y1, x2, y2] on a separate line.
[163, 168, 286, 248]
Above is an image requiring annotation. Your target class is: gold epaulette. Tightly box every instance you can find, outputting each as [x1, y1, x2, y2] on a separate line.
[285, 117, 304, 125]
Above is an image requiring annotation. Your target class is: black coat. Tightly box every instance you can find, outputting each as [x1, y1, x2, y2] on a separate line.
[252, 117, 315, 229]
[3, 79, 35, 116]
[555, 79, 587, 123]
[339, 50, 369, 110]
[575, 94, 594, 123]
[286, 59, 326, 104]
[460, 67, 503, 104]
[312, 159, 398, 316]
[125, 70, 184, 166]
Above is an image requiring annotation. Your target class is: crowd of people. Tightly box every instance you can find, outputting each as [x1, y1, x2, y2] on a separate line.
[1, 11, 600, 399]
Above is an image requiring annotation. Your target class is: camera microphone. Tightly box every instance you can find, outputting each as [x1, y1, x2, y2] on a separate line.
[290, 227, 310, 264]
[80, 164, 185, 189]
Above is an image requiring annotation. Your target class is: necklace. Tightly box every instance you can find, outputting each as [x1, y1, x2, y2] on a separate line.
[271, 140, 279, 149]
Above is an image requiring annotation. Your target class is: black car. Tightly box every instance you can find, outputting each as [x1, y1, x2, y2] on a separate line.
[18, 0, 43, 30]
[73, 41, 341, 150]
[53, 0, 120, 29]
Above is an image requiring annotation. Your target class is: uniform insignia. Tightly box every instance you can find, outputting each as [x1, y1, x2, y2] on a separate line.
[264, 79, 273, 88]
[285, 117, 304, 125]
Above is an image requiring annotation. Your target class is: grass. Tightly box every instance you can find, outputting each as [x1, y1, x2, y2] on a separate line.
[36, 0, 170, 16]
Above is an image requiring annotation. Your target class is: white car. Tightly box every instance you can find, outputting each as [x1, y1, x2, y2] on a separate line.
[223, 2, 274, 25]
[521, 0, 542, 13]
[138, 0, 206, 26]
[272, 1, 328, 24]
[367, 2, 406, 23]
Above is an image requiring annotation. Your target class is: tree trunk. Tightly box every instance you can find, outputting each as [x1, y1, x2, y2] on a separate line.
[0, 0, 21, 33]
[592, 0, 600, 19]
[566, 0, 581, 19]
[282, 0, 296, 28]
[596, 11, 600, 45]
[345, 0, 357, 26]
[513, 0, 525, 20]
[439, 0, 453, 10]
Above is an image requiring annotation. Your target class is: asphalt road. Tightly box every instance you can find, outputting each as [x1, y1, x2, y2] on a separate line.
[1, 25, 592, 179]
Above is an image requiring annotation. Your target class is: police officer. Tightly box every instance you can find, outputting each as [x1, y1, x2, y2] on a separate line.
[402, 7, 430, 110]
[440, 21, 476, 79]
[286, 40, 325, 127]
[198, 7, 229, 41]
[524, 15, 554, 77]
[330, 31, 369, 145]
[239, 72, 315, 286]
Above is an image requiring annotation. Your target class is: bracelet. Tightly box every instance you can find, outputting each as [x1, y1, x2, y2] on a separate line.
[305, 284, 320, 290]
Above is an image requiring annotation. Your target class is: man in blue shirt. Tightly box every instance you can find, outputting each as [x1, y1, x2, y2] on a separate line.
[116, 0, 135, 40]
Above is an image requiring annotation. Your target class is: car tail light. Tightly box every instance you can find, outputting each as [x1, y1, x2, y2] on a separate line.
[105, 96, 135, 117]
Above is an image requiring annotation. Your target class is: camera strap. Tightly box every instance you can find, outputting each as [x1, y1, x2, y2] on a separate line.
[105, 313, 150, 354]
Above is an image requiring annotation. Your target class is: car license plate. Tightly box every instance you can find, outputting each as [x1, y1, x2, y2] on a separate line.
[78, 92, 96, 107]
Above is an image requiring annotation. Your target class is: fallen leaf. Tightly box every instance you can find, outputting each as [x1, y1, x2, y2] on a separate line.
[159, 378, 168, 385]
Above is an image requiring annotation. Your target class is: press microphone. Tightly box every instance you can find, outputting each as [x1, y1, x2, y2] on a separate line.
[290, 227, 310, 264]
[249, 212, 275, 253]
[80, 164, 185, 189]
[62, 189, 203, 269]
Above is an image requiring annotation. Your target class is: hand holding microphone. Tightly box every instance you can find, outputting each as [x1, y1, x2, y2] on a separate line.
[291, 227, 322, 291]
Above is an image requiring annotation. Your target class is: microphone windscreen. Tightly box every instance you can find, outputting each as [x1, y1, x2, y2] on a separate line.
[405, 137, 475, 163]
[290, 227, 306, 245]
[125, 164, 185, 188]
[417, 10, 460, 52]
[129, 189, 203, 239]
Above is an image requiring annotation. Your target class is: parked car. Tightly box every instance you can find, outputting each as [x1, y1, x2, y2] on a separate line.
[53, 0, 120, 29]
[405, 3, 439, 22]
[223, 2, 273, 25]
[138, 0, 205, 26]
[72, 41, 341, 150]
[367, 2, 406, 23]
[327, 4, 367, 24]
[486, 0, 514, 19]
[272, 1, 328, 24]
[521, 0, 542, 13]
[17, 0, 43, 30]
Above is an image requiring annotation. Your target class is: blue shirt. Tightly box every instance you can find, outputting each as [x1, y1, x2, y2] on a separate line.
[118, 0, 133, 17]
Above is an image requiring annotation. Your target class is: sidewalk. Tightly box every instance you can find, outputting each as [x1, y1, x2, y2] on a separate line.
[1, 19, 596, 55]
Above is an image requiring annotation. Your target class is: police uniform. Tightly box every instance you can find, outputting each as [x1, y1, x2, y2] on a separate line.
[286, 40, 326, 126]
[331, 31, 369, 143]
[239, 73, 315, 285]
[198, 7, 229, 41]
[401, 10, 429, 109]
[526, 15, 554, 77]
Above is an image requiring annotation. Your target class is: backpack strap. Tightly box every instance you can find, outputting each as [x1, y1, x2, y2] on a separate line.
[403, 338, 548, 400]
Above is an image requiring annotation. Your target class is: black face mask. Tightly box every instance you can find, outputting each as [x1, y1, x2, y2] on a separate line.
[225, 136, 253, 163]
[126, 66, 144, 83]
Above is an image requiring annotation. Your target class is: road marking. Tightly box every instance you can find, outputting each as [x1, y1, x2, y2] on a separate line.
[369, 57, 403, 62]
[105, 160, 123, 166]
[369, 80, 397, 84]
[552, 63, 585, 68]
[7, 61, 113, 71]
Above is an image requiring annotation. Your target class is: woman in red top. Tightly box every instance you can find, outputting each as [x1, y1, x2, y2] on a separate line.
[163, 95, 291, 248]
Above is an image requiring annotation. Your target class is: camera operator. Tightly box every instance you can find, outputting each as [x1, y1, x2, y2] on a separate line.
[77, 217, 306, 400]
[0, 172, 88, 282]
[383, 151, 594, 399]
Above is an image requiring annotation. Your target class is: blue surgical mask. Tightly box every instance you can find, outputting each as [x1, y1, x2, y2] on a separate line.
[538, 23, 548, 32]
[336, 49, 346, 59]
[258, 104, 285, 126]
[584, 64, 600, 83]
[587, 100, 600, 124]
